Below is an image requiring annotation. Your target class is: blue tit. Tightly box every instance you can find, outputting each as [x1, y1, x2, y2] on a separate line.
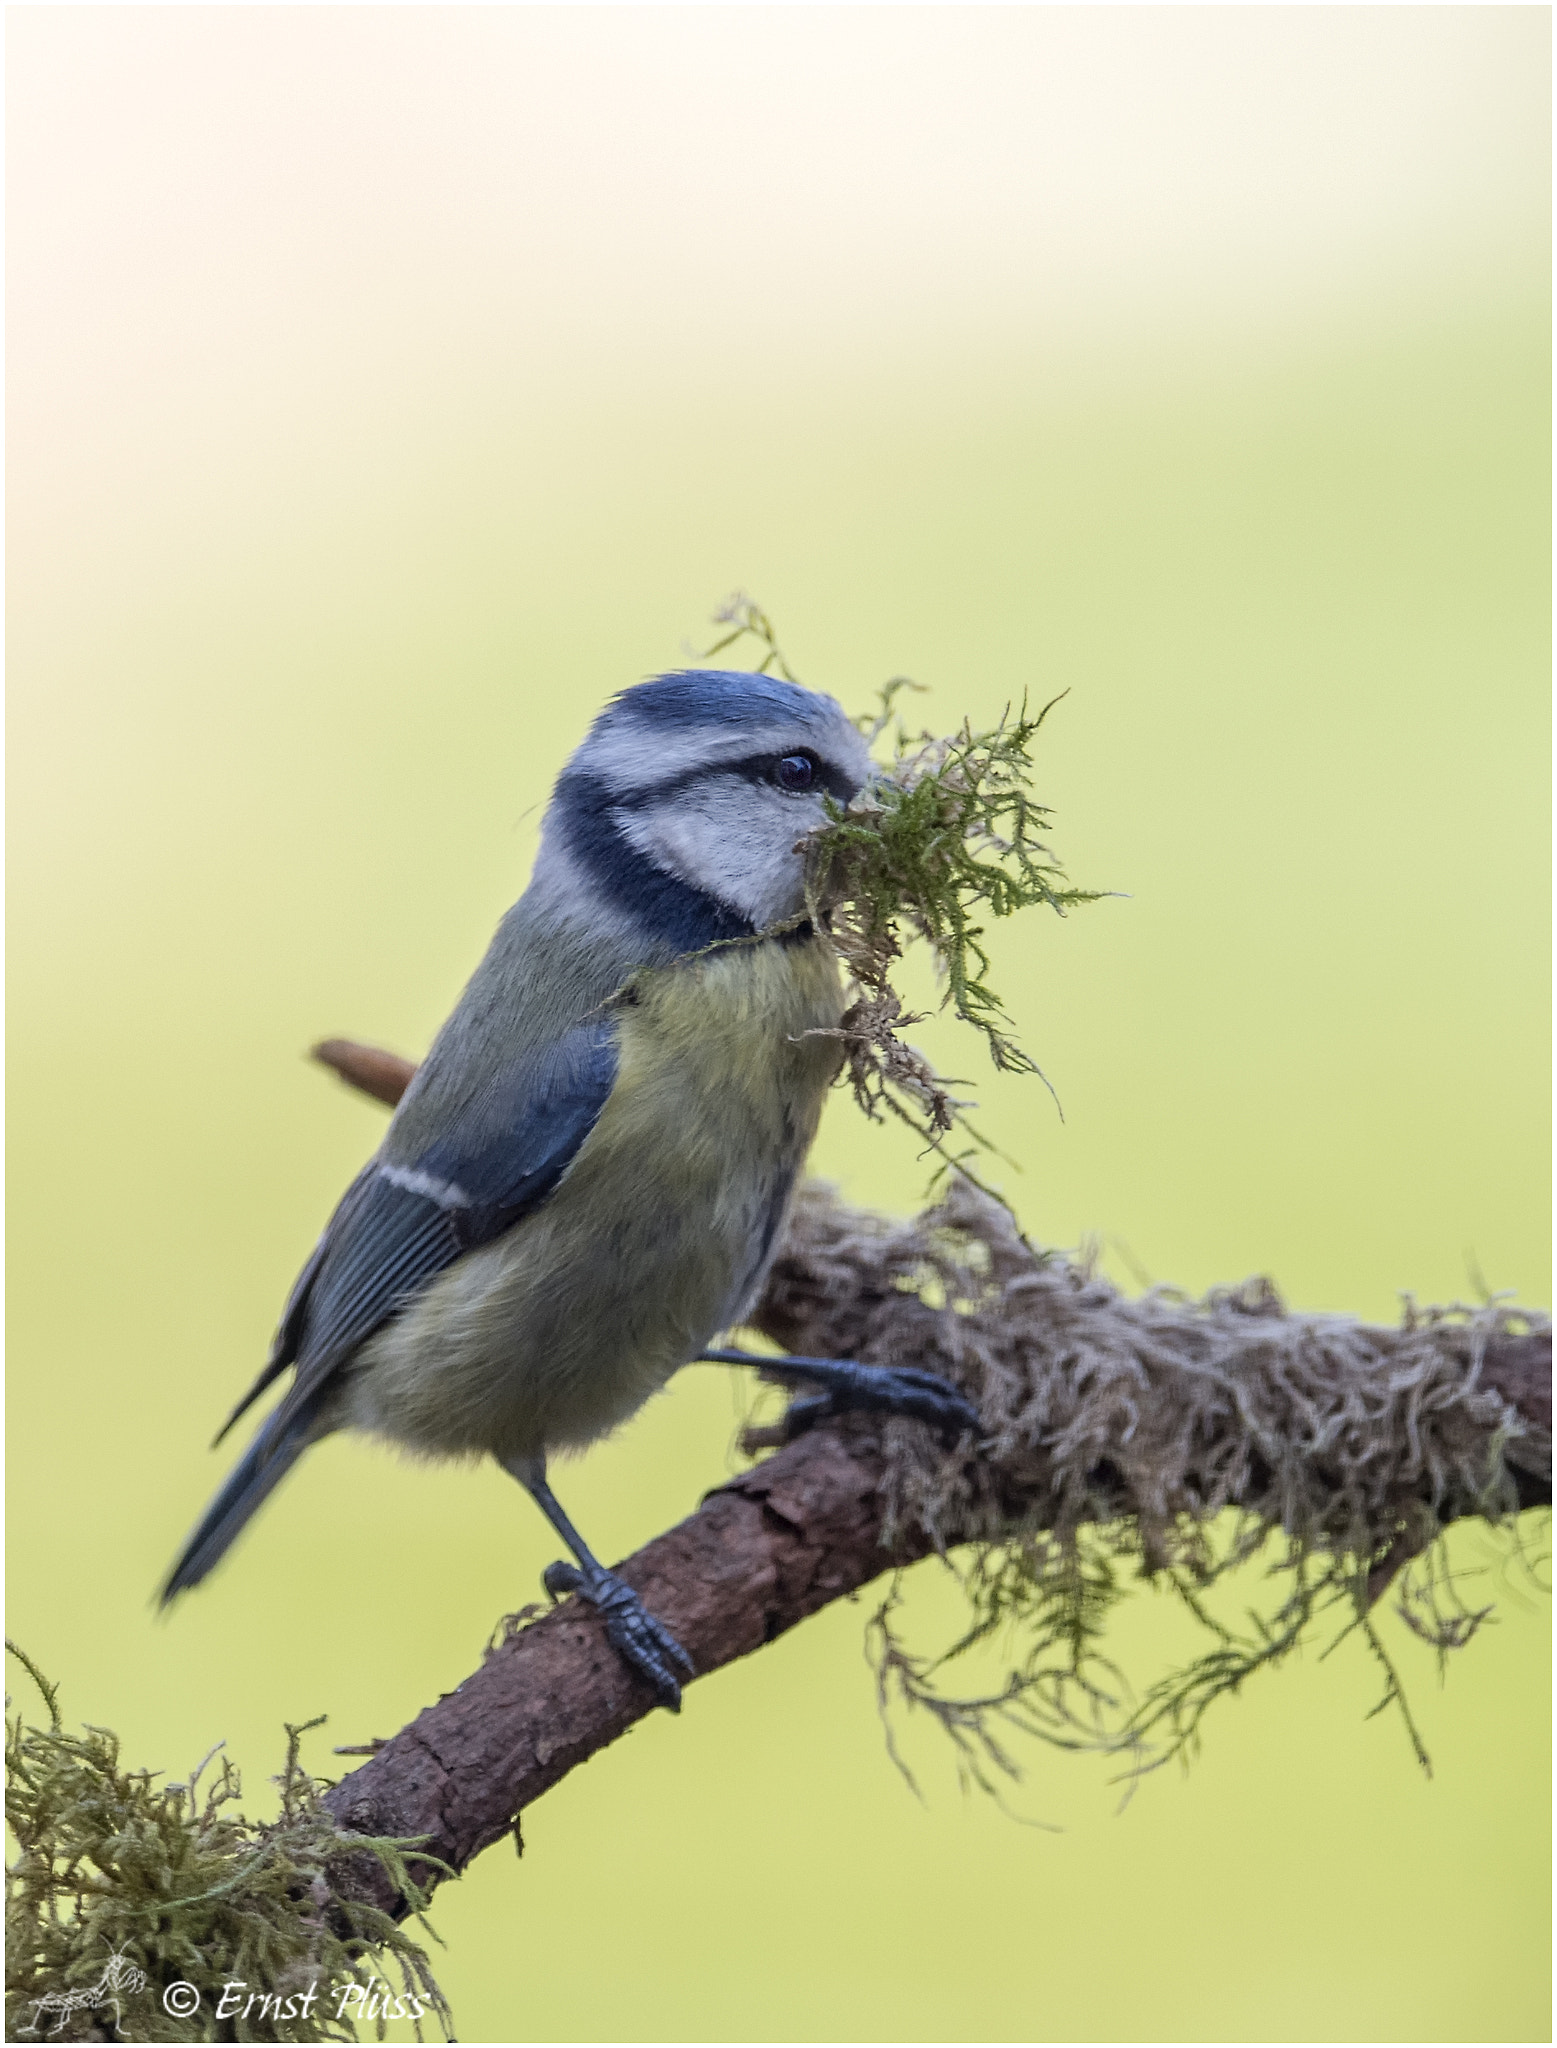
[162, 668, 978, 1705]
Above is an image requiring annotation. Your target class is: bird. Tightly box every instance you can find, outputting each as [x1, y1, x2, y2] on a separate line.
[161, 668, 979, 1705]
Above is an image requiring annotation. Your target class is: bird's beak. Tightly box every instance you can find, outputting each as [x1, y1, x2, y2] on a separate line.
[849, 769, 900, 814]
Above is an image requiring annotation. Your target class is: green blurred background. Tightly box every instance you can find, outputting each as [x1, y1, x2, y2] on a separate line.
[7, 9, 1550, 2042]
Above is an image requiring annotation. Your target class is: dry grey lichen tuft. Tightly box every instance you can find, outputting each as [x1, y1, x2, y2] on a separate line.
[701, 597, 1545, 1783]
[753, 1180, 1548, 1785]
[5, 1646, 451, 2045]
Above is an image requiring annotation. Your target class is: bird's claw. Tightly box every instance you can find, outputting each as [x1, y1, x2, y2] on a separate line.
[543, 1560, 693, 1710]
[774, 1360, 981, 1446]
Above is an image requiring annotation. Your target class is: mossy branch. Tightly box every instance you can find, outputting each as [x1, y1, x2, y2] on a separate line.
[302, 1093, 1544, 1920]
[5, 1646, 452, 2045]
[13, 1046, 1548, 2036]
[309, 1045, 1556, 1824]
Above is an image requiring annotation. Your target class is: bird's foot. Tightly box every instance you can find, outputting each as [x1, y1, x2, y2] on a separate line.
[542, 1561, 693, 1710]
[732, 1352, 981, 1446]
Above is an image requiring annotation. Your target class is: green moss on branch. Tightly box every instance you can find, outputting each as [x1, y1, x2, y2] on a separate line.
[5, 1647, 450, 2044]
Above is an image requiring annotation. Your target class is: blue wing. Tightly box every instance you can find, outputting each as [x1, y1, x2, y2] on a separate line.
[214, 1014, 620, 1447]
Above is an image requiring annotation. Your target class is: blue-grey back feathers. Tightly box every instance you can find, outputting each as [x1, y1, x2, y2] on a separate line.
[402, 1015, 620, 1243]
[275, 1025, 616, 1426]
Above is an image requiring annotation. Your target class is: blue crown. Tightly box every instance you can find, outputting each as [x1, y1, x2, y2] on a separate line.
[601, 668, 835, 735]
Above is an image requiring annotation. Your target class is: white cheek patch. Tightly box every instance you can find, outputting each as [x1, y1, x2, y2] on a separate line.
[616, 780, 823, 929]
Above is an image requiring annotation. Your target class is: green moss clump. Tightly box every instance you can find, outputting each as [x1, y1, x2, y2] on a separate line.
[807, 691, 1103, 1147]
[701, 593, 1105, 1168]
[5, 1646, 451, 2044]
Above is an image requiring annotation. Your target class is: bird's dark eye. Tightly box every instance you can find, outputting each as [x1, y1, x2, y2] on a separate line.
[772, 753, 816, 793]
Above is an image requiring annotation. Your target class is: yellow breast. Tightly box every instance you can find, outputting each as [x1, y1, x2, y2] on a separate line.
[347, 935, 845, 1464]
[609, 934, 846, 1177]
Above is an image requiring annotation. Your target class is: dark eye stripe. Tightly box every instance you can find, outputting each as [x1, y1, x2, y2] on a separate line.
[610, 749, 859, 807]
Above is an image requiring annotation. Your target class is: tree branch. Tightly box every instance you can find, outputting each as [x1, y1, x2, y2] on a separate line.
[310, 1040, 1549, 1915]
[324, 1424, 921, 1908]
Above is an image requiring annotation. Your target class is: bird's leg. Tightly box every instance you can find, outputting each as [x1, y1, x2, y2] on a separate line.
[700, 1347, 980, 1445]
[502, 1455, 693, 1711]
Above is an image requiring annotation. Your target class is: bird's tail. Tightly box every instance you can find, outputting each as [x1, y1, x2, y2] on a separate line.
[159, 1396, 326, 1604]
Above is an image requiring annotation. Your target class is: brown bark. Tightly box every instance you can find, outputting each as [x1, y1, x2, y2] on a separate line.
[311, 1039, 417, 1109]
[324, 1423, 917, 1910]
[310, 1040, 1549, 1914]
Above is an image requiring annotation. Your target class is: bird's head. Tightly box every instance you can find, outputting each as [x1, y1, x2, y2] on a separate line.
[540, 668, 873, 946]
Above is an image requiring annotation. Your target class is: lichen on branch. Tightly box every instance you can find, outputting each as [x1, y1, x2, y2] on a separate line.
[4, 1646, 451, 2045]
[753, 1179, 1550, 1790]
